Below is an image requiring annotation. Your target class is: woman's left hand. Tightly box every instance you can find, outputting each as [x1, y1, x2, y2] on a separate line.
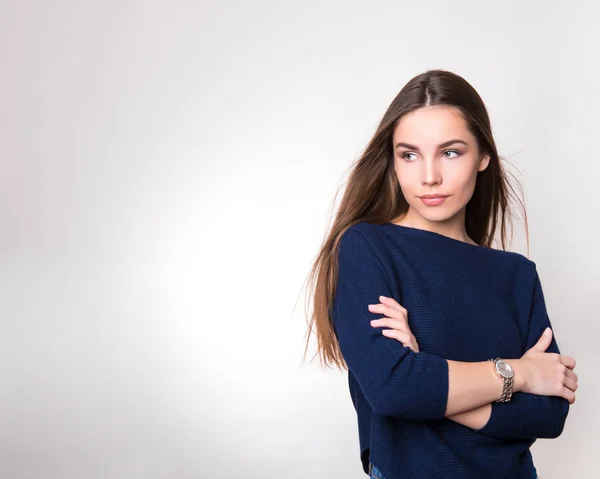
[368, 295, 420, 352]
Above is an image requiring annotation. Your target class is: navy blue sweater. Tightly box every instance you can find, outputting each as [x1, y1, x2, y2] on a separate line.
[331, 222, 570, 479]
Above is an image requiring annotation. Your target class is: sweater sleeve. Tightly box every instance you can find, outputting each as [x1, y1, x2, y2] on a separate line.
[476, 266, 570, 440]
[332, 226, 449, 420]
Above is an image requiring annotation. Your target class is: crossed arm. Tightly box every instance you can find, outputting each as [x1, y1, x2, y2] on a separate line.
[448, 403, 492, 430]
[446, 270, 570, 439]
[333, 228, 570, 440]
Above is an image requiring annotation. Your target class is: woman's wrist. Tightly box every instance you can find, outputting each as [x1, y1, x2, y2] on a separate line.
[506, 359, 527, 393]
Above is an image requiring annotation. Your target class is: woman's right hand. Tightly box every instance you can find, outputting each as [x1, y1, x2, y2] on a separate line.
[516, 328, 578, 404]
[368, 295, 420, 353]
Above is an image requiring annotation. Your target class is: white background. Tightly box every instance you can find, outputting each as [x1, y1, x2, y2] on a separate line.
[1, 1, 598, 478]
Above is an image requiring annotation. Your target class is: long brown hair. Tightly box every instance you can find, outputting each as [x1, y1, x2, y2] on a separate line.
[301, 69, 529, 370]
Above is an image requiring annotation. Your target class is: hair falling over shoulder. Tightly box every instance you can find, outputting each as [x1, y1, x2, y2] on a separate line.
[301, 69, 529, 371]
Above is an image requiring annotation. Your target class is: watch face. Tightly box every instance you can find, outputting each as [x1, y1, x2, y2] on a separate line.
[496, 360, 514, 378]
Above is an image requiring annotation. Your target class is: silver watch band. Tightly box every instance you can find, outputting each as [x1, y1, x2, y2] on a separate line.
[488, 357, 514, 403]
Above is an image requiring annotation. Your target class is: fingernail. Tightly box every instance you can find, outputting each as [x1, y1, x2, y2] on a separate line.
[544, 327, 551, 336]
[368, 304, 374, 310]
[379, 295, 387, 300]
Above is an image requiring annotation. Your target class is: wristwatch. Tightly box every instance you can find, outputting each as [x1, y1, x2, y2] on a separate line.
[489, 357, 514, 402]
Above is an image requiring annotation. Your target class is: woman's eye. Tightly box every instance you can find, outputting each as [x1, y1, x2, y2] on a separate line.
[443, 150, 460, 159]
[401, 150, 460, 161]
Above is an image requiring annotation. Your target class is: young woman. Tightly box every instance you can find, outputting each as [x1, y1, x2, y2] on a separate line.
[303, 70, 578, 479]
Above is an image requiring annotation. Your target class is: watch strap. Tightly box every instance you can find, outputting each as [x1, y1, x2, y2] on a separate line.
[488, 357, 514, 403]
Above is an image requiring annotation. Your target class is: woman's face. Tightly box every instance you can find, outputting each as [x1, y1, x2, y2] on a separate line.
[392, 104, 490, 227]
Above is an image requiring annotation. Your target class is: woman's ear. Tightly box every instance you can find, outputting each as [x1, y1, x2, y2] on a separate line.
[478, 154, 491, 172]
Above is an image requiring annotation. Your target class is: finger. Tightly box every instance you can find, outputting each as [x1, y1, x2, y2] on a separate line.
[563, 377, 578, 393]
[561, 386, 576, 404]
[371, 319, 420, 352]
[530, 328, 553, 352]
[565, 369, 578, 382]
[378, 295, 408, 314]
[381, 329, 417, 351]
[370, 317, 409, 332]
[560, 355, 576, 369]
[371, 317, 419, 347]
[368, 303, 408, 322]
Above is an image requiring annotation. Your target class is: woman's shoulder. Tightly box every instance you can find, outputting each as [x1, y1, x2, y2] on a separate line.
[343, 221, 377, 236]
[339, 222, 390, 255]
[338, 222, 382, 256]
[357, 221, 537, 271]
[342, 222, 537, 264]
[337, 223, 395, 271]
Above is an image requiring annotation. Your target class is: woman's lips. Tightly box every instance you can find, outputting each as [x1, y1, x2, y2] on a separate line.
[419, 195, 448, 206]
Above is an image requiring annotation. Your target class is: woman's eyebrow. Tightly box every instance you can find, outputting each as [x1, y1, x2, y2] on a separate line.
[395, 139, 468, 150]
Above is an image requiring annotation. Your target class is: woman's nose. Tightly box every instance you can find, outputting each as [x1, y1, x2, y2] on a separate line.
[421, 159, 442, 186]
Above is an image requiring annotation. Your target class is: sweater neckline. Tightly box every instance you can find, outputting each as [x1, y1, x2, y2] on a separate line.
[380, 222, 485, 249]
